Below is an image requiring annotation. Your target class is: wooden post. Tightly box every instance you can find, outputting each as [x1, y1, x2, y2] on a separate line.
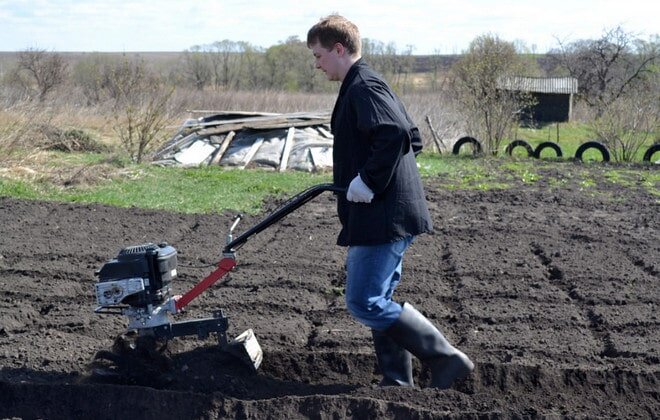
[210, 131, 235, 165]
[279, 127, 296, 172]
[240, 137, 264, 170]
[425, 115, 446, 153]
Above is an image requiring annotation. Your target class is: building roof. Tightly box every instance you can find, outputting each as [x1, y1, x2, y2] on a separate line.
[499, 76, 578, 94]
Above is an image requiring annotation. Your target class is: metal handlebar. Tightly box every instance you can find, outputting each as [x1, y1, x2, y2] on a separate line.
[223, 183, 344, 254]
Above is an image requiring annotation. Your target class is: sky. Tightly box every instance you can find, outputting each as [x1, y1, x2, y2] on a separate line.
[0, 0, 657, 54]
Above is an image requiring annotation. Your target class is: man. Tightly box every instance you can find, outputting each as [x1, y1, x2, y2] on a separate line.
[307, 14, 474, 389]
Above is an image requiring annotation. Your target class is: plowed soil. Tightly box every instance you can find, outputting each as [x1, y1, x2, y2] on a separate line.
[1, 161, 658, 419]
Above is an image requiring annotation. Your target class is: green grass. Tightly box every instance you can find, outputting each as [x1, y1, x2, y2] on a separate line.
[1, 150, 657, 214]
[0, 178, 43, 199]
[604, 170, 636, 188]
[516, 122, 594, 143]
[417, 152, 658, 195]
[512, 122, 656, 161]
[417, 154, 513, 190]
[514, 122, 595, 158]
[0, 162, 331, 214]
[630, 170, 660, 196]
[418, 154, 546, 189]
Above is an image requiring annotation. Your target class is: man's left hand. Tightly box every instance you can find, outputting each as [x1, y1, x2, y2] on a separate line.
[347, 174, 374, 203]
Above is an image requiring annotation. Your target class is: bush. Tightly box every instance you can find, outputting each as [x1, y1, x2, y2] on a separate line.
[107, 57, 174, 163]
[591, 81, 659, 162]
[450, 35, 537, 154]
[44, 128, 110, 153]
[11, 48, 68, 102]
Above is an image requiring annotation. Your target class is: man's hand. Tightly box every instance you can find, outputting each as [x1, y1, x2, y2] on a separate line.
[346, 174, 374, 203]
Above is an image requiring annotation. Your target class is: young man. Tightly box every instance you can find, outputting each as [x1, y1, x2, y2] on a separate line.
[307, 14, 474, 389]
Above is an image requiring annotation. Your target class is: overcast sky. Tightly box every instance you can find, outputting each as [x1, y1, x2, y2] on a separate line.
[0, 0, 657, 54]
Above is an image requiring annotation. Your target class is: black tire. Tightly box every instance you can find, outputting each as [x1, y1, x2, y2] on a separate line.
[642, 143, 660, 162]
[452, 136, 482, 155]
[533, 141, 563, 159]
[504, 140, 534, 157]
[575, 141, 610, 162]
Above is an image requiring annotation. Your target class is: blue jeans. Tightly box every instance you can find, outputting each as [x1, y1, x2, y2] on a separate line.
[345, 236, 414, 331]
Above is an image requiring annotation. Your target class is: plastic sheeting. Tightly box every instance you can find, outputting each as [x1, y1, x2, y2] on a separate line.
[154, 125, 333, 172]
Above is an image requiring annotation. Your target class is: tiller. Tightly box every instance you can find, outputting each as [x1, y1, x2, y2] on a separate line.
[93, 183, 343, 372]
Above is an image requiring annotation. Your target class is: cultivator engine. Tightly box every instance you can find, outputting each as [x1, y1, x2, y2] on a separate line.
[95, 242, 178, 331]
[93, 183, 343, 375]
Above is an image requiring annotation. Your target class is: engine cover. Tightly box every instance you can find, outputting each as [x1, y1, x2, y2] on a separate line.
[95, 243, 177, 308]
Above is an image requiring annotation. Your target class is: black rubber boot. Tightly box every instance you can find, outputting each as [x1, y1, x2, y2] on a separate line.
[371, 329, 414, 387]
[385, 302, 474, 389]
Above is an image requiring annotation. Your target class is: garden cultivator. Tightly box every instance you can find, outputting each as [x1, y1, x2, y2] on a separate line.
[93, 183, 343, 376]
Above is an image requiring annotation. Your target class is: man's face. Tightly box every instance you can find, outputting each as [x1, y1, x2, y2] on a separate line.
[311, 42, 341, 81]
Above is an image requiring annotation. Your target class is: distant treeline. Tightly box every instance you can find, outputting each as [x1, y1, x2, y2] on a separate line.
[0, 36, 563, 102]
[0, 28, 655, 116]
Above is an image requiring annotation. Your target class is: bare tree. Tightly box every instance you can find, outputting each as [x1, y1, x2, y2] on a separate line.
[208, 40, 241, 90]
[236, 42, 265, 90]
[182, 46, 212, 91]
[551, 27, 658, 117]
[391, 44, 415, 93]
[108, 58, 174, 163]
[450, 34, 536, 154]
[72, 53, 112, 105]
[591, 75, 659, 161]
[101, 56, 149, 101]
[362, 39, 398, 80]
[14, 48, 68, 101]
[263, 37, 321, 92]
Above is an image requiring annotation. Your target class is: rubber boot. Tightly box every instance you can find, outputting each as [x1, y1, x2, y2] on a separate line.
[385, 302, 474, 389]
[371, 329, 414, 387]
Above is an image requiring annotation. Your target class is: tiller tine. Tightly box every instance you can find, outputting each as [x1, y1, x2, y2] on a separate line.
[223, 328, 263, 371]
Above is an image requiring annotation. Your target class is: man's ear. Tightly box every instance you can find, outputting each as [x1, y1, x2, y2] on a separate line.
[334, 42, 346, 56]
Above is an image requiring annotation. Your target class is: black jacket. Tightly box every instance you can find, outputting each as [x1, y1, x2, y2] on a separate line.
[331, 59, 433, 246]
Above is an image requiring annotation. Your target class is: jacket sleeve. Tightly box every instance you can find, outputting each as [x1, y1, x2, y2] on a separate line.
[397, 94, 423, 156]
[352, 84, 411, 194]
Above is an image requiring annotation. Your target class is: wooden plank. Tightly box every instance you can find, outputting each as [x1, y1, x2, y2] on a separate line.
[243, 118, 330, 130]
[198, 118, 330, 136]
[152, 132, 199, 159]
[317, 126, 332, 138]
[197, 119, 287, 136]
[279, 127, 296, 172]
[188, 112, 331, 132]
[198, 124, 244, 136]
[240, 137, 264, 170]
[209, 131, 235, 165]
[196, 116, 289, 131]
[187, 110, 280, 117]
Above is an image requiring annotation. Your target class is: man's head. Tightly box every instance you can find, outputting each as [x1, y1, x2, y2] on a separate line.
[307, 14, 361, 81]
[307, 14, 361, 56]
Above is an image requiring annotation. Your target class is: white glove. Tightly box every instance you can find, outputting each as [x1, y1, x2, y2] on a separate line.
[346, 174, 374, 203]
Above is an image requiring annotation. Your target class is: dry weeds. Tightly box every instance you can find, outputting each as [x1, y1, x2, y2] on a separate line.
[0, 87, 462, 186]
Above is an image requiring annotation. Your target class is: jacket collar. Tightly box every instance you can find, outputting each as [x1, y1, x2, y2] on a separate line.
[332, 58, 366, 132]
[338, 58, 365, 98]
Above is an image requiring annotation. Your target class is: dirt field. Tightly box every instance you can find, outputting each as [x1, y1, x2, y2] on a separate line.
[0, 161, 658, 419]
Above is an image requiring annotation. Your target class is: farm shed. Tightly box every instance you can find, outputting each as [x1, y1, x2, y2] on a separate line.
[152, 111, 333, 172]
[499, 76, 578, 124]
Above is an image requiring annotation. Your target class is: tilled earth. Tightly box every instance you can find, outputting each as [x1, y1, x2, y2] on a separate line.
[0, 161, 658, 419]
